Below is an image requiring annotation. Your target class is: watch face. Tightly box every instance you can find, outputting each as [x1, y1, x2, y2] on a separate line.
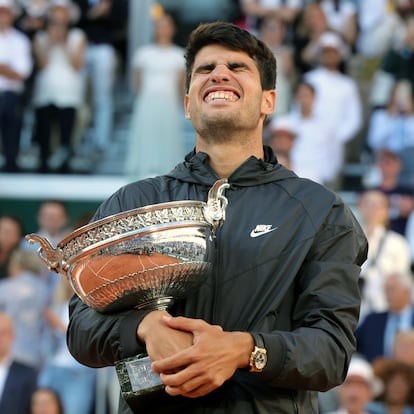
[254, 350, 267, 370]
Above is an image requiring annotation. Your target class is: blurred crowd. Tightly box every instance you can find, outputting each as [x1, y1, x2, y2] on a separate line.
[1, 0, 414, 413]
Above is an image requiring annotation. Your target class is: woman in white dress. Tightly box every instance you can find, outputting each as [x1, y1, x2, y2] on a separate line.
[125, 13, 186, 180]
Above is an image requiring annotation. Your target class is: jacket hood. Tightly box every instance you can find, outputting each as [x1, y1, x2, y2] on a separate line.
[165, 145, 296, 187]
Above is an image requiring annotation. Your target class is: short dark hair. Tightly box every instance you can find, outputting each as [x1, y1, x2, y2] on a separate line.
[184, 22, 277, 93]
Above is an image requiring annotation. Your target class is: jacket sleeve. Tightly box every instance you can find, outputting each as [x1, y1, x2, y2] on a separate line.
[258, 199, 368, 391]
[67, 294, 153, 367]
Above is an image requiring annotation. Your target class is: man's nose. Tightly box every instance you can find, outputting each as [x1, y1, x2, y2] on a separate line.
[210, 65, 231, 82]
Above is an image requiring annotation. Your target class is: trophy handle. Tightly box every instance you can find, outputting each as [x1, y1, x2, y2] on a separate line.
[203, 178, 230, 233]
[24, 234, 68, 276]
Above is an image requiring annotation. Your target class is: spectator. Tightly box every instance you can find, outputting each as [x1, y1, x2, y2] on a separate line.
[396, 0, 414, 15]
[363, 149, 414, 236]
[367, 81, 414, 152]
[258, 15, 295, 116]
[393, 330, 414, 365]
[0, 312, 38, 414]
[355, 272, 414, 363]
[0, 249, 50, 368]
[73, 0, 119, 154]
[357, 189, 411, 317]
[39, 277, 96, 414]
[0, 0, 33, 172]
[356, 0, 402, 59]
[366, 81, 414, 187]
[319, 0, 358, 49]
[32, 0, 86, 173]
[288, 80, 338, 186]
[324, 356, 383, 414]
[0, 214, 23, 279]
[304, 31, 362, 188]
[265, 114, 297, 169]
[30, 387, 64, 414]
[366, 358, 414, 414]
[293, 2, 329, 74]
[374, 15, 414, 106]
[240, 0, 302, 40]
[124, 12, 185, 180]
[21, 199, 71, 294]
[15, 0, 49, 40]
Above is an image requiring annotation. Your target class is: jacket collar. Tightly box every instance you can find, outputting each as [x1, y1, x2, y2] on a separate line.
[166, 145, 296, 188]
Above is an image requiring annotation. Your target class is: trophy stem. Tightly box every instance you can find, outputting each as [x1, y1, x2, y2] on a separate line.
[136, 296, 175, 311]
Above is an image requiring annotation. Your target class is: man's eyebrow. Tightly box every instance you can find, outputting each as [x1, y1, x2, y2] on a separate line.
[194, 61, 250, 73]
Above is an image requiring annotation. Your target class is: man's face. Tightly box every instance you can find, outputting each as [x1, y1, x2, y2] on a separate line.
[337, 377, 373, 414]
[38, 203, 67, 236]
[0, 7, 13, 30]
[321, 47, 342, 69]
[184, 44, 275, 143]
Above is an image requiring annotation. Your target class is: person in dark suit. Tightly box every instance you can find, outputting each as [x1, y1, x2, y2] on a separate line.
[355, 271, 414, 363]
[0, 312, 38, 414]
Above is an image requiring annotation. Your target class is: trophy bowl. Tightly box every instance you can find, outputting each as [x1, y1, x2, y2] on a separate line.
[26, 179, 230, 314]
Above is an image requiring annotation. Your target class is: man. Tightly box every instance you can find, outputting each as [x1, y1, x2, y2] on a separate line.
[304, 31, 362, 189]
[266, 114, 297, 169]
[72, 0, 127, 154]
[325, 356, 382, 414]
[0, 312, 38, 414]
[287, 80, 337, 186]
[393, 330, 414, 365]
[67, 22, 368, 413]
[355, 271, 414, 363]
[0, 0, 33, 172]
[21, 199, 70, 294]
[0, 249, 50, 368]
[357, 189, 411, 318]
[369, 149, 414, 236]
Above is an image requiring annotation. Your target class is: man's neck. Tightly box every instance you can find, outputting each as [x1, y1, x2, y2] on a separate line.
[196, 137, 264, 178]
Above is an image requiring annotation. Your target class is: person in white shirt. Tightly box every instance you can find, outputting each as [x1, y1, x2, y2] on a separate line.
[304, 31, 362, 189]
[356, 0, 402, 58]
[0, 249, 50, 368]
[0, 0, 33, 172]
[289, 80, 339, 187]
[319, 0, 357, 48]
[356, 189, 412, 319]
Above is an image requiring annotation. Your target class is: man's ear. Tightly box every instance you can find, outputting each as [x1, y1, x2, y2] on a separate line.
[262, 90, 276, 116]
[184, 94, 191, 119]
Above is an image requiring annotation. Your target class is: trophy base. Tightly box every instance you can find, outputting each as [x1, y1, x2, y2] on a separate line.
[115, 354, 164, 404]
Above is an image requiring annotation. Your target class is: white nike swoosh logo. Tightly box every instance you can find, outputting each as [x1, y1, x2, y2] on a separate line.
[250, 227, 278, 238]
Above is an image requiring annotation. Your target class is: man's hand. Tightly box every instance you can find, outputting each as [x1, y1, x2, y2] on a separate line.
[151, 316, 253, 398]
[137, 310, 193, 362]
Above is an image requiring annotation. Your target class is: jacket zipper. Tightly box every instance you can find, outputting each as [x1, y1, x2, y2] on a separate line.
[211, 232, 220, 324]
[291, 391, 299, 414]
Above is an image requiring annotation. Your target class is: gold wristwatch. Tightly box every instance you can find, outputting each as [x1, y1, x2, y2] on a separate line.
[249, 333, 267, 373]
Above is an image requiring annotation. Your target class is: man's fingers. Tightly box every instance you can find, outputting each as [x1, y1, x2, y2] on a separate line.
[162, 315, 207, 332]
[151, 348, 192, 374]
[161, 366, 224, 398]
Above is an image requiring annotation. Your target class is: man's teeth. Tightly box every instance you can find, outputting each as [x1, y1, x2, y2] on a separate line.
[205, 91, 238, 102]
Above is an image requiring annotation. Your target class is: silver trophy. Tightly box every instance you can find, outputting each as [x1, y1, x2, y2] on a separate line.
[25, 179, 230, 404]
